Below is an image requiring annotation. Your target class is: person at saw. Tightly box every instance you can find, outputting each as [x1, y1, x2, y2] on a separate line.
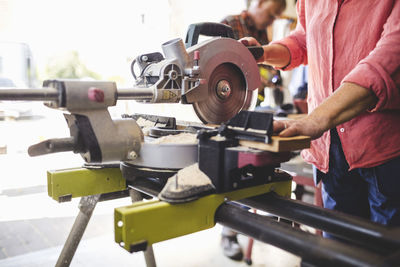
[241, 0, 400, 235]
[219, 0, 286, 260]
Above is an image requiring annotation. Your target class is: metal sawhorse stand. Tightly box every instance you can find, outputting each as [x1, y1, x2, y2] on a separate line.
[47, 167, 157, 267]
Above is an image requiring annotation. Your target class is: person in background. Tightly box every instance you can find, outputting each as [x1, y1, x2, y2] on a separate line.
[289, 65, 308, 114]
[219, 0, 286, 261]
[241, 0, 400, 238]
[222, 0, 287, 109]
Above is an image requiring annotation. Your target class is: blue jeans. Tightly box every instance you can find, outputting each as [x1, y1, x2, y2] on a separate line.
[315, 129, 400, 227]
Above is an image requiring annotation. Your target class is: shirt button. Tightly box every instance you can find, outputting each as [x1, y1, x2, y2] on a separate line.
[339, 128, 345, 133]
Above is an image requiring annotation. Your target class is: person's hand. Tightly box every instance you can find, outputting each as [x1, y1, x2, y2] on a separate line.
[239, 37, 261, 47]
[273, 116, 327, 140]
[273, 82, 379, 140]
[239, 37, 290, 67]
[239, 37, 266, 63]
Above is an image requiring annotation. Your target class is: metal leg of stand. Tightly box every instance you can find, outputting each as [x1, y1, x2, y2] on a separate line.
[143, 245, 156, 267]
[130, 189, 157, 267]
[55, 194, 100, 267]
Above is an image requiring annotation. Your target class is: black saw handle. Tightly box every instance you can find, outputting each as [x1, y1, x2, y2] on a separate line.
[185, 22, 235, 48]
[247, 46, 264, 61]
[185, 22, 264, 61]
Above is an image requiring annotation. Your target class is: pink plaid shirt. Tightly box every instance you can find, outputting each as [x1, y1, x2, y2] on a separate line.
[274, 0, 400, 172]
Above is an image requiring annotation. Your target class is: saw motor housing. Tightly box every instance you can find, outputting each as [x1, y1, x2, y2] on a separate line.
[131, 22, 261, 123]
[132, 37, 260, 103]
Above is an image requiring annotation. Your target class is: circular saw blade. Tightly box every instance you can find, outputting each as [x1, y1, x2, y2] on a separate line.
[193, 63, 253, 124]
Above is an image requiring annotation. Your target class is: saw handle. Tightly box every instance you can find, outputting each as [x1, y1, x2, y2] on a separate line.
[28, 137, 80, 157]
[185, 22, 235, 48]
[247, 46, 265, 61]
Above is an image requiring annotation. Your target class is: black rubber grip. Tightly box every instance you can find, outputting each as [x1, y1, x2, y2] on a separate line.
[185, 22, 235, 48]
[247, 46, 264, 60]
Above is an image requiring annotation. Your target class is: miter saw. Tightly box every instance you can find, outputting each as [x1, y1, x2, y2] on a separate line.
[1, 23, 398, 267]
[130, 22, 263, 123]
[0, 22, 263, 165]
[0, 21, 297, 263]
[0, 21, 291, 203]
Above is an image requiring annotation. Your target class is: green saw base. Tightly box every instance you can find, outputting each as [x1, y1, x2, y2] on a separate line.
[47, 167, 126, 202]
[114, 180, 291, 252]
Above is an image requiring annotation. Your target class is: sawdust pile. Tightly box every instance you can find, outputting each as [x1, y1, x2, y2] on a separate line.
[174, 163, 211, 187]
[211, 135, 226, 141]
[168, 163, 211, 192]
[136, 118, 155, 136]
[158, 163, 214, 202]
[136, 117, 156, 127]
[150, 133, 198, 145]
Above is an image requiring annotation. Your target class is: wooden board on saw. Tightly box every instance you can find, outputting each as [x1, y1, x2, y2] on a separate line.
[239, 135, 311, 152]
[287, 114, 307, 120]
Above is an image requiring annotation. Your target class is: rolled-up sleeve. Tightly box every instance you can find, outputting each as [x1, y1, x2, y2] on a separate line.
[271, 0, 308, 70]
[342, 2, 400, 111]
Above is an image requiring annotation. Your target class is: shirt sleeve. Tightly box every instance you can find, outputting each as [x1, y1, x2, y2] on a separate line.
[342, 2, 400, 111]
[270, 0, 308, 70]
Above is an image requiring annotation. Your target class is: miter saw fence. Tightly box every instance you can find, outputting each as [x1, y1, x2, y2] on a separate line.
[197, 111, 290, 193]
[122, 114, 177, 130]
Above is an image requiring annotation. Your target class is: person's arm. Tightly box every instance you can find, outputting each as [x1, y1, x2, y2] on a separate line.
[261, 44, 291, 68]
[274, 82, 378, 139]
[240, 38, 291, 68]
[240, 0, 307, 69]
[275, 2, 400, 139]
[341, 2, 400, 112]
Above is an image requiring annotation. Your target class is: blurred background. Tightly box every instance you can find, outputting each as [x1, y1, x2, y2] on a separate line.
[0, 0, 297, 120]
[0, 0, 295, 85]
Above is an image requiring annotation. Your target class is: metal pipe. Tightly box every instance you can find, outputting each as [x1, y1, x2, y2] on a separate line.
[143, 246, 157, 267]
[0, 88, 59, 101]
[215, 203, 384, 267]
[238, 193, 400, 251]
[0, 87, 155, 102]
[117, 88, 154, 101]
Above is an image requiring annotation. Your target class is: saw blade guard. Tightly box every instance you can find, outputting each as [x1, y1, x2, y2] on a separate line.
[184, 37, 261, 123]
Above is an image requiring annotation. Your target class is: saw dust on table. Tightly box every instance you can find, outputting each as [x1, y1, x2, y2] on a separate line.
[149, 133, 198, 145]
[136, 117, 158, 136]
[158, 163, 215, 203]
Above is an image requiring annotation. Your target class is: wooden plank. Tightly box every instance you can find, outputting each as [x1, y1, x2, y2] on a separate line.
[239, 135, 311, 152]
[287, 114, 307, 120]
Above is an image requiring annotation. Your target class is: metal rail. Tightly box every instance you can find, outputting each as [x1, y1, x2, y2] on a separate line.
[0, 88, 59, 101]
[239, 193, 400, 252]
[0, 87, 155, 102]
[130, 178, 400, 266]
[117, 88, 154, 101]
[216, 203, 386, 267]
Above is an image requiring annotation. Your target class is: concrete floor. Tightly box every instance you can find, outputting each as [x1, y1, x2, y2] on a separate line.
[0, 104, 301, 267]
